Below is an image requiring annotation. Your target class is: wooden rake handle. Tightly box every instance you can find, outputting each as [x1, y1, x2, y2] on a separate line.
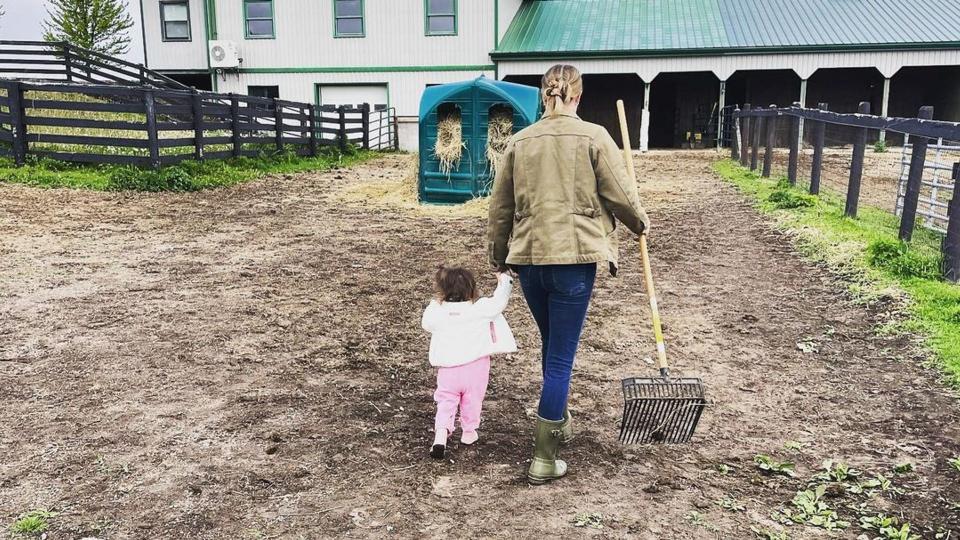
[616, 100, 670, 378]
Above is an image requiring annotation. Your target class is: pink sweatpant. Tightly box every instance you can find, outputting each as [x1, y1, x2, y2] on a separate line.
[434, 356, 491, 435]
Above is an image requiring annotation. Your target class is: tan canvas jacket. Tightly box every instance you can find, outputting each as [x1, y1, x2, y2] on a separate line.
[487, 113, 650, 275]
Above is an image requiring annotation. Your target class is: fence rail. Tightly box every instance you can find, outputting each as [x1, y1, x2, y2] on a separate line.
[0, 80, 397, 168]
[734, 103, 960, 283]
[0, 40, 189, 90]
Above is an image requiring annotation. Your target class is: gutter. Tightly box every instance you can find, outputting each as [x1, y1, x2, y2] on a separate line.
[490, 41, 960, 61]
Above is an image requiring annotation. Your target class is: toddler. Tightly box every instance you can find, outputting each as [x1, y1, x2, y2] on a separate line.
[421, 265, 516, 459]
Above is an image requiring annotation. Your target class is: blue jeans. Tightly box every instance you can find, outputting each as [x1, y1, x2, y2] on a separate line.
[515, 263, 596, 421]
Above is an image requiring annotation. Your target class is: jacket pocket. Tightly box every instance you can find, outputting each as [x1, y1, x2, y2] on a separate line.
[572, 207, 601, 218]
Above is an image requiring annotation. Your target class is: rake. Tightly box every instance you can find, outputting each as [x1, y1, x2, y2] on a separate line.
[615, 100, 707, 445]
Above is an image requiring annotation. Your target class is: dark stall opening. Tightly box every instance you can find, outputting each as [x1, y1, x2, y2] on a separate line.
[502, 73, 644, 148]
[648, 72, 719, 148]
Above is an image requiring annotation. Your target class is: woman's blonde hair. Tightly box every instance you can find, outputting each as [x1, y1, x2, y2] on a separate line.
[541, 64, 583, 116]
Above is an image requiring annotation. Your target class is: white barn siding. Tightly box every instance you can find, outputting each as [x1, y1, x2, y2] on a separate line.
[212, 0, 497, 69]
[141, 0, 208, 71]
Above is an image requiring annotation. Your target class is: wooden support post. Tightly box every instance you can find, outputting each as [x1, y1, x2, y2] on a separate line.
[308, 104, 318, 157]
[639, 81, 651, 152]
[787, 101, 801, 185]
[5, 81, 27, 167]
[810, 102, 828, 195]
[798, 78, 808, 146]
[740, 103, 750, 166]
[844, 101, 871, 218]
[879, 77, 891, 143]
[63, 43, 73, 82]
[899, 106, 936, 240]
[230, 94, 242, 157]
[273, 98, 284, 154]
[337, 105, 347, 152]
[144, 89, 161, 170]
[717, 80, 726, 150]
[191, 89, 204, 161]
[361, 103, 371, 150]
[943, 162, 960, 283]
[750, 115, 761, 171]
[762, 105, 777, 177]
[731, 107, 740, 160]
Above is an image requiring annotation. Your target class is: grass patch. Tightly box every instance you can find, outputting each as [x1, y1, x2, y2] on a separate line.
[0, 147, 376, 192]
[713, 159, 960, 386]
[10, 509, 56, 536]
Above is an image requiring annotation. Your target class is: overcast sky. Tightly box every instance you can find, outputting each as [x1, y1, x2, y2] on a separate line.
[1, 0, 145, 63]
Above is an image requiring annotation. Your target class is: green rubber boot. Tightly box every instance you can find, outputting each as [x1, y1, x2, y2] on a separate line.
[527, 416, 568, 485]
[560, 408, 574, 445]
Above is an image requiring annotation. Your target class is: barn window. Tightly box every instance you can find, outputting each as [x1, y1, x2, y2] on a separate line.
[334, 0, 364, 37]
[425, 0, 457, 35]
[244, 0, 275, 39]
[160, 0, 191, 41]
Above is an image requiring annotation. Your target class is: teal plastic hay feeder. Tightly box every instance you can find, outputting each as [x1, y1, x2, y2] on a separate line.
[418, 76, 540, 204]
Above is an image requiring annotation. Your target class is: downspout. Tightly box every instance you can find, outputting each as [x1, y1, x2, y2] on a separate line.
[202, 0, 218, 91]
[493, 0, 499, 80]
[139, 0, 149, 65]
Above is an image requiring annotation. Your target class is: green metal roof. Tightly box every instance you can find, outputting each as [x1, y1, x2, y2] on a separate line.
[494, 0, 960, 58]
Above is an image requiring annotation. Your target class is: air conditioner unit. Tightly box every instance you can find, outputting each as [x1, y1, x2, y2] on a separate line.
[209, 40, 240, 69]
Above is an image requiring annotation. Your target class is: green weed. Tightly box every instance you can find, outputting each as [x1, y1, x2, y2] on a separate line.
[949, 456, 960, 473]
[892, 462, 914, 474]
[768, 184, 817, 209]
[874, 140, 888, 153]
[751, 526, 790, 540]
[814, 460, 861, 482]
[859, 513, 920, 540]
[11, 509, 56, 535]
[778, 485, 850, 531]
[755, 454, 796, 477]
[572, 512, 604, 529]
[716, 496, 746, 512]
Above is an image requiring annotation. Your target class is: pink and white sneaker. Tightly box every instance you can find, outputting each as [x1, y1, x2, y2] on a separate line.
[460, 430, 479, 445]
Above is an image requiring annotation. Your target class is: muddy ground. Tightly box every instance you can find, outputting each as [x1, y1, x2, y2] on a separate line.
[1, 151, 959, 539]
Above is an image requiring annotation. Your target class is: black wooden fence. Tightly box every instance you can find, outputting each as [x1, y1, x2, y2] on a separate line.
[0, 40, 188, 90]
[0, 80, 397, 168]
[734, 103, 960, 283]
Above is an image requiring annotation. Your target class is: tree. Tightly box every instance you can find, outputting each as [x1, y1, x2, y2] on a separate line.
[43, 0, 135, 57]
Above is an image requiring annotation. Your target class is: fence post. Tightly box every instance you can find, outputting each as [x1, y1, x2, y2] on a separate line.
[273, 98, 284, 154]
[191, 89, 204, 161]
[740, 103, 750, 166]
[843, 101, 871, 218]
[144, 89, 161, 170]
[63, 43, 73, 82]
[787, 102, 801, 185]
[5, 81, 27, 167]
[898, 106, 936, 241]
[230, 94, 242, 157]
[361, 103, 371, 150]
[308, 104, 319, 157]
[731, 107, 740, 160]
[810, 102, 828, 195]
[943, 162, 960, 282]
[750, 115, 761, 171]
[337, 105, 347, 152]
[762, 105, 777, 177]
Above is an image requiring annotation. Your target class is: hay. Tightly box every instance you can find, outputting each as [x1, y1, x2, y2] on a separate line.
[485, 109, 514, 183]
[434, 111, 464, 178]
[338, 153, 490, 219]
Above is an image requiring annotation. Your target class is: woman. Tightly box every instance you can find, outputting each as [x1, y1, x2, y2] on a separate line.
[487, 65, 650, 485]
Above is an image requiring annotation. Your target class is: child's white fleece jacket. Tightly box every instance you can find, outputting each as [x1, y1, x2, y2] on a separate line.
[421, 275, 518, 368]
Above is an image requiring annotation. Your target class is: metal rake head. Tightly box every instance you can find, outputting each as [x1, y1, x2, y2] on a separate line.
[619, 376, 706, 445]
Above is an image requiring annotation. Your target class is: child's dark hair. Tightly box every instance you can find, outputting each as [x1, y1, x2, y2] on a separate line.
[435, 265, 479, 303]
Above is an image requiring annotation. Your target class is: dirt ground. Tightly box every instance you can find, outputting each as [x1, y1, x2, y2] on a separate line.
[2, 151, 959, 539]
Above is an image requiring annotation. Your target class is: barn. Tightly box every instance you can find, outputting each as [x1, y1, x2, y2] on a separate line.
[493, 0, 960, 150]
[138, 0, 960, 151]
